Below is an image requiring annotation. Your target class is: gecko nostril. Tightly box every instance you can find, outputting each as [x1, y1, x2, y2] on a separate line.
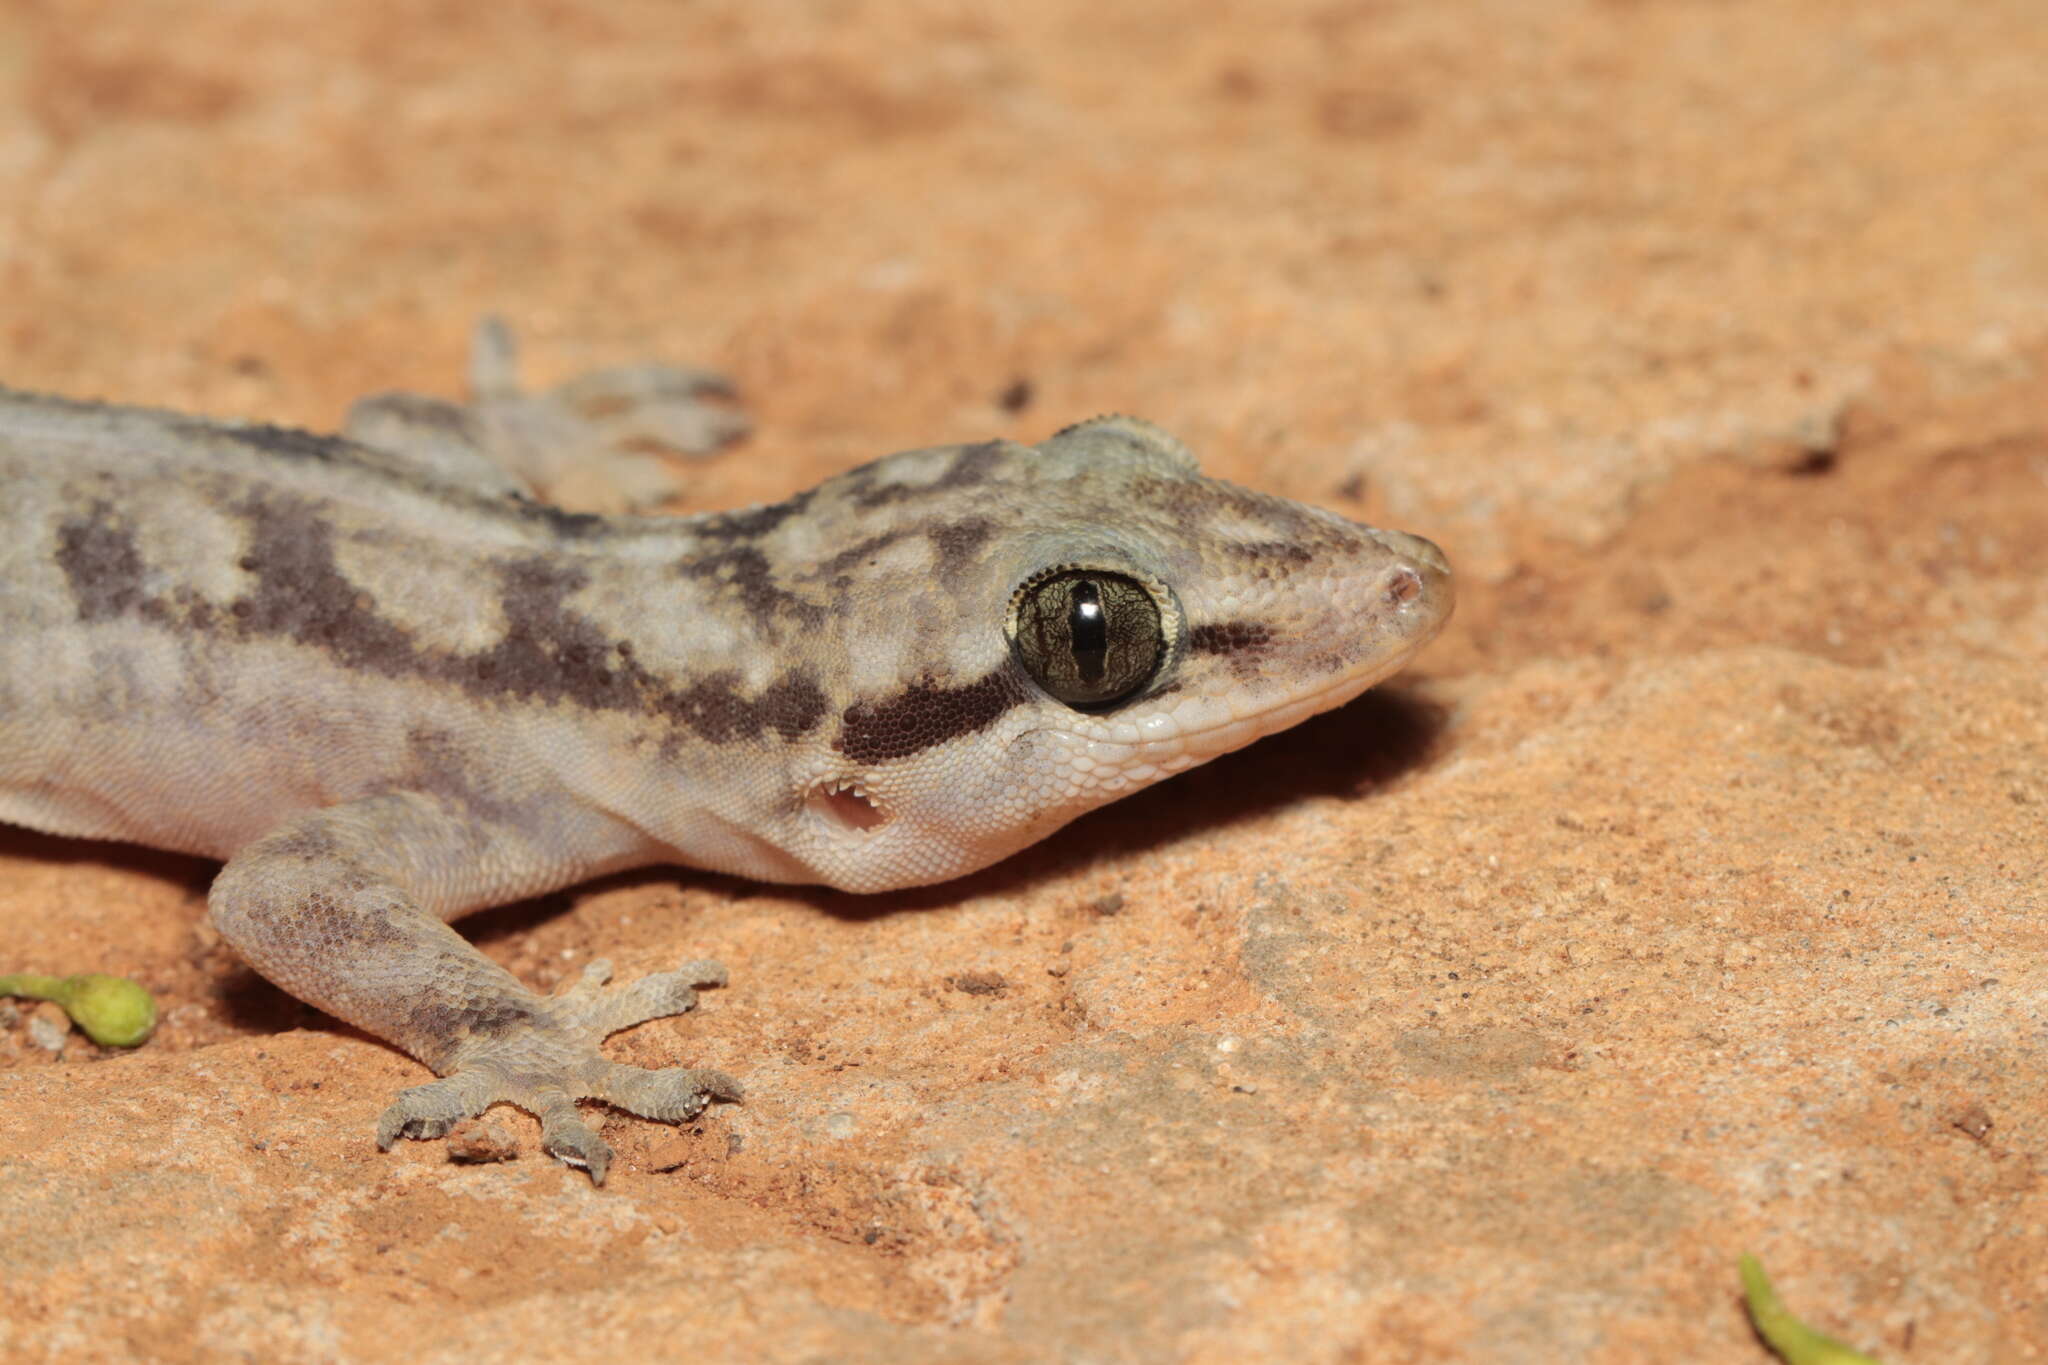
[807, 778, 890, 834]
[1385, 568, 1422, 605]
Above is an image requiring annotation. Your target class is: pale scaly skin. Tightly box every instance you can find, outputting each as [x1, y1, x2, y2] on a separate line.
[0, 327, 1453, 1183]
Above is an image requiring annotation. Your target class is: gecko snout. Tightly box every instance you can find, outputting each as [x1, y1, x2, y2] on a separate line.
[1367, 528, 1451, 576]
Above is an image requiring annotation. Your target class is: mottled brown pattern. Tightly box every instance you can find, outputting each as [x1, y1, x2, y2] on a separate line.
[696, 487, 817, 542]
[53, 505, 150, 622]
[679, 544, 829, 630]
[234, 492, 419, 673]
[301, 889, 409, 948]
[927, 517, 995, 574]
[844, 439, 1006, 509]
[470, 557, 650, 711]
[260, 825, 347, 862]
[96, 493, 829, 747]
[1130, 473, 1322, 547]
[755, 670, 829, 741]
[406, 996, 541, 1044]
[818, 527, 914, 580]
[658, 669, 828, 744]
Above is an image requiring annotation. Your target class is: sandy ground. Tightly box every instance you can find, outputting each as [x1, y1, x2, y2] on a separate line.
[2, 1, 2046, 1360]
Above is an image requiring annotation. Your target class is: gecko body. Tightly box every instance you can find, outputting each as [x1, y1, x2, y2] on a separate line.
[0, 334, 1452, 1180]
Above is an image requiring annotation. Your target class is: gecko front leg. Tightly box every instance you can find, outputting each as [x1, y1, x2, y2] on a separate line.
[207, 793, 739, 1183]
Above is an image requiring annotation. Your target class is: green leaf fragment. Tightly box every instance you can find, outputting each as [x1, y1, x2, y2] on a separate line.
[1740, 1254, 1881, 1365]
[0, 972, 158, 1047]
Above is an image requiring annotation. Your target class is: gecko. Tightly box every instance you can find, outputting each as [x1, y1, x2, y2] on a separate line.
[0, 323, 1454, 1183]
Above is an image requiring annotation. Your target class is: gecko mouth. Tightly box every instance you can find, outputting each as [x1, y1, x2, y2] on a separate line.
[807, 777, 890, 833]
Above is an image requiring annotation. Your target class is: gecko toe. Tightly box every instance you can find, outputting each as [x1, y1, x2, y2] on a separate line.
[600, 1064, 742, 1122]
[565, 959, 615, 992]
[376, 1071, 501, 1149]
[567, 959, 727, 1035]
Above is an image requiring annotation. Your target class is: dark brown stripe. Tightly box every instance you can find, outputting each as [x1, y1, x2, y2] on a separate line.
[1187, 620, 1275, 657]
[233, 498, 418, 673]
[1231, 540, 1314, 566]
[192, 415, 617, 540]
[835, 664, 1028, 765]
[195, 419, 354, 466]
[845, 440, 1006, 509]
[697, 487, 817, 542]
[656, 667, 829, 745]
[678, 544, 828, 630]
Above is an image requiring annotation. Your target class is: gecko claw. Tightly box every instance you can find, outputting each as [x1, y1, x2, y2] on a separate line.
[534, 1090, 614, 1185]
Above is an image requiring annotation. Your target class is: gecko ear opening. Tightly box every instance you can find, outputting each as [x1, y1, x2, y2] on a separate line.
[808, 778, 889, 833]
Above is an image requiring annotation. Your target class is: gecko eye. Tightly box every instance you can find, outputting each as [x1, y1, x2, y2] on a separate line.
[1006, 569, 1164, 709]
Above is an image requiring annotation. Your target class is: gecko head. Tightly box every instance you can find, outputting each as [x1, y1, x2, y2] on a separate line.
[769, 415, 1454, 893]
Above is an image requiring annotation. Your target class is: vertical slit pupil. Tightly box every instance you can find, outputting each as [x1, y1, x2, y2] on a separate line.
[1069, 579, 1107, 683]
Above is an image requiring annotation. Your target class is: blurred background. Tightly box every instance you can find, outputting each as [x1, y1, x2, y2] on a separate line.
[3, 2, 2045, 1360]
[7, 2, 2042, 572]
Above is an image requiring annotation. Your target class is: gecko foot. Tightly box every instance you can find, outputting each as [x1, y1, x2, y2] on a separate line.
[468, 317, 750, 512]
[374, 958, 740, 1185]
[548, 361, 749, 454]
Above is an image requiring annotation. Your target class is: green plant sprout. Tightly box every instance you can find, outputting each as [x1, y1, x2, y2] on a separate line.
[1740, 1254, 1880, 1365]
[0, 972, 157, 1047]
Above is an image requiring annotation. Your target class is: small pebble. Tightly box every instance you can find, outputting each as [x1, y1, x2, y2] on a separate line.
[445, 1119, 521, 1164]
[26, 1002, 71, 1053]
